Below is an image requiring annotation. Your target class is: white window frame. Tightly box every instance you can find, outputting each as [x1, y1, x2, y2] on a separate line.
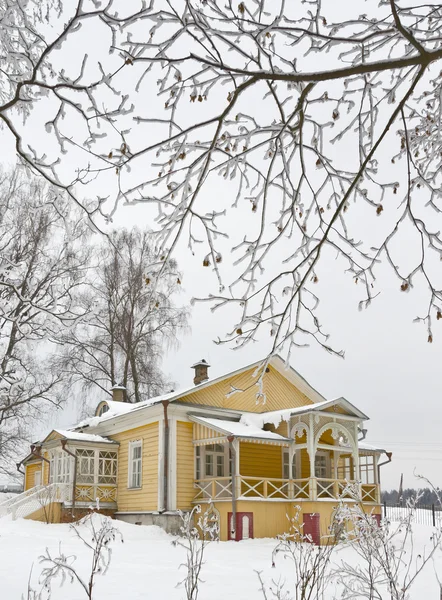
[314, 451, 331, 479]
[50, 451, 72, 484]
[359, 455, 375, 485]
[338, 455, 354, 481]
[98, 450, 118, 485]
[195, 444, 231, 479]
[128, 440, 142, 489]
[76, 448, 95, 484]
[282, 449, 298, 479]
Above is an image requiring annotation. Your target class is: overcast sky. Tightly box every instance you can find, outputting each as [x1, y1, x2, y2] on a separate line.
[2, 0, 441, 492]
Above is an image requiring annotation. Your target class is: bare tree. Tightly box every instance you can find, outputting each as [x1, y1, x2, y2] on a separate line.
[3, 1, 442, 359]
[55, 228, 188, 404]
[0, 168, 90, 475]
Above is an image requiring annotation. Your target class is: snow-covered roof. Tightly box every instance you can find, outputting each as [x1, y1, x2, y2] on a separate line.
[358, 441, 388, 454]
[53, 430, 117, 444]
[73, 356, 367, 435]
[100, 400, 135, 415]
[239, 397, 368, 429]
[190, 416, 291, 444]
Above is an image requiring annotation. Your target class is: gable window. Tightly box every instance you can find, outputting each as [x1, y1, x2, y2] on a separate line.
[97, 404, 109, 417]
[128, 440, 142, 489]
[283, 450, 297, 479]
[314, 452, 330, 479]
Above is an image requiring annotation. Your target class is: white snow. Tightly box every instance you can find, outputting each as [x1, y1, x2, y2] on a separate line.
[193, 416, 290, 441]
[0, 515, 441, 599]
[54, 430, 117, 444]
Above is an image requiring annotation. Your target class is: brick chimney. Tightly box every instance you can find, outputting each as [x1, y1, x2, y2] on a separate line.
[192, 359, 210, 386]
[111, 383, 126, 402]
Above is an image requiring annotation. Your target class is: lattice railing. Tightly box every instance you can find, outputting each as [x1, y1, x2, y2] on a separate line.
[361, 484, 378, 503]
[75, 485, 117, 503]
[0, 483, 71, 520]
[192, 477, 380, 503]
[194, 478, 233, 501]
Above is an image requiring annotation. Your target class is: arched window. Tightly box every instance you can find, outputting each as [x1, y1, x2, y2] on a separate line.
[97, 403, 109, 417]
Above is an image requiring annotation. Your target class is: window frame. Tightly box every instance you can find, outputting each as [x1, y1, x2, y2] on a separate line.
[128, 440, 143, 489]
[76, 448, 95, 484]
[195, 443, 231, 479]
[282, 449, 298, 479]
[359, 454, 375, 485]
[314, 451, 331, 479]
[98, 450, 118, 485]
[337, 455, 354, 482]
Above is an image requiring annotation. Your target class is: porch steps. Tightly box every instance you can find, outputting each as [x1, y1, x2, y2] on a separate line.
[0, 483, 70, 520]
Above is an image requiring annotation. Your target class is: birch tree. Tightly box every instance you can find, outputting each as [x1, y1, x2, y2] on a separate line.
[55, 228, 188, 404]
[0, 168, 90, 475]
[2, 0, 442, 357]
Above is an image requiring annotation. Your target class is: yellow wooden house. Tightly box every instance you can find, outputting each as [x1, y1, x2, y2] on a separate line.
[11, 356, 390, 542]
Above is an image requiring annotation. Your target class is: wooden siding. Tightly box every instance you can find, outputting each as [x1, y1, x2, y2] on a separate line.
[214, 500, 293, 541]
[299, 449, 311, 478]
[25, 462, 43, 491]
[239, 442, 283, 478]
[44, 431, 64, 443]
[177, 365, 314, 413]
[111, 422, 159, 512]
[176, 421, 195, 509]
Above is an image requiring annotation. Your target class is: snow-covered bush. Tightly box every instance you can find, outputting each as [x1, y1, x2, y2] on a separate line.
[332, 485, 442, 599]
[23, 513, 122, 600]
[258, 505, 334, 600]
[173, 504, 219, 600]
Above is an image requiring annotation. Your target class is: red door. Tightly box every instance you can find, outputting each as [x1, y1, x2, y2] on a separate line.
[228, 512, 254, 540]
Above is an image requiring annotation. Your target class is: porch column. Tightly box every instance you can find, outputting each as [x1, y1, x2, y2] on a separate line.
[288, 444, 295, 499]
[308, 414, 316, 500]
[373, 453, 380, 503]
[333, 449, 339, 498]
[234, 438, 240, 498]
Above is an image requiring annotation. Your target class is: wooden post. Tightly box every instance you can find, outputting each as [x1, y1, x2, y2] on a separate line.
[432, 504, 436, 528]
[228, 437, 237, 541]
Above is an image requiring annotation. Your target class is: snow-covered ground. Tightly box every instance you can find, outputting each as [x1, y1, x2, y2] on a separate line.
[1, 515, 441, 599]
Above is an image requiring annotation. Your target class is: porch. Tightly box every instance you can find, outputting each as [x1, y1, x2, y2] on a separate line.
[190, 411, 382, 506]
[25, 430, 119, 509]
[193, 476, 380, 503]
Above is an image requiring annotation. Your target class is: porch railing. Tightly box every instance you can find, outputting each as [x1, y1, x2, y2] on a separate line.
[193, 477, 380, 503]
[0, 483, 71, 520]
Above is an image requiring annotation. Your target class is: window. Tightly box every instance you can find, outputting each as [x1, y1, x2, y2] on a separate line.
[76, 449, 95, 484]
[97, 404, 109, 417]
[205, 444, 225, 477]
[314, 453, 329, 479]
[337, 456, 354, 481]
[53, 453, 72, 483]
[49, 452, 55, 484]
[98, 451, 118, 484]
[195, 444, 231, 479]
[128, 441, 142, 488]
[283, 450, 297, 479]
[195, 446, 201, 480]
[359, 455, 375, 484]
